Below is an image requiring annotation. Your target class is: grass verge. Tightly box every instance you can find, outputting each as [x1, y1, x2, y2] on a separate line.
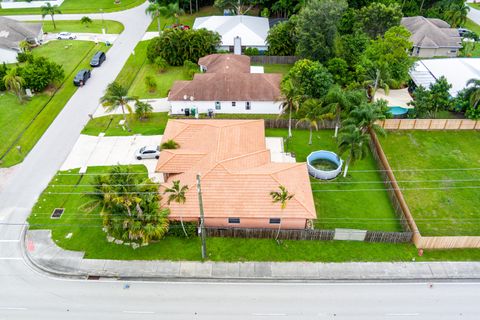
[38, 20, 124, 34]
[29, 166, 480, 261]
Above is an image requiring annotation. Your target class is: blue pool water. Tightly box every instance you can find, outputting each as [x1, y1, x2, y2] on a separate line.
[388, 106, 409, 115]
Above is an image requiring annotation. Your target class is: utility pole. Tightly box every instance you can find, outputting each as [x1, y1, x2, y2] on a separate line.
[196, 173, 207, 260]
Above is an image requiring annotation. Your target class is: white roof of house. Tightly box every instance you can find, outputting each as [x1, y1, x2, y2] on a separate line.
[193, 15, 269, 47]
[409, 58, 480, 97]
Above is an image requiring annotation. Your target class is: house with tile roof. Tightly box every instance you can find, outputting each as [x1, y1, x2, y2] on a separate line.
[0, 16, 43, 63]
[401, 16, 462, 58]
[156, 119, 316, 229]
[193, 15, 269, 53]
[168, 54, 282, 115]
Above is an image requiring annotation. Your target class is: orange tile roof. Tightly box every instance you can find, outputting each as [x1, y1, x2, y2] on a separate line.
[157, 120, 316, 221]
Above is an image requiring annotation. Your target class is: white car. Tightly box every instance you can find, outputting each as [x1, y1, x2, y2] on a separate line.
[57, 32, 77, 40]
[135, 145, 160, 160]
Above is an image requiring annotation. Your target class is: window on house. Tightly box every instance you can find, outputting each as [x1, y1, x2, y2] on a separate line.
[215, 101, 221, 110]
[269, 218, 281, 224]
[228, 217, 240, 224]
[245, 101, 251, 110]
[450, 49, 457, 53]
[232, 102, 236, 107]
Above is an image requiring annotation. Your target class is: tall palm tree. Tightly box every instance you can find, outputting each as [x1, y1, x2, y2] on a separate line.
[338, 127, 369, 178]
[99, 82, 135, 131]
[164, 180, 190, 237]
[364, 68, 390, 102]
[296, 99, 323, 145]
[279, 79, 300, 138]
[41, 3, 62, 30]
[270, 185, 294, 241]
[162, 3, 185, 25]
[342, 102, 386, 136]
[145, 2, 167, 35]
[466, 78, 480, 115]
[3, 68, 25, 102]
[445, 2, 469, 28]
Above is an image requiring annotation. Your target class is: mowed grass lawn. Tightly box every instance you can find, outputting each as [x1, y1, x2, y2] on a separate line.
[0, 40, 107, 167]
[380, 131, 480, 236]
[39, 20, 124, 34]
[253, 64, 293, 75]
[30, 165, 480, 261]
[147, 6, 221, 32]
[266, 129, 401, 232]
[0, 0, 145, 15]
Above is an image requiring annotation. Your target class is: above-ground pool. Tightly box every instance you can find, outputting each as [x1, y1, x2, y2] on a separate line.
[307, 151, 343, 180]
[388, 106, 409, 116]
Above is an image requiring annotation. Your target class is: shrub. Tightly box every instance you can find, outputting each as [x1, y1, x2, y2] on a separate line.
[0, 63, 8, 91]
[161, 139, 180, 149]
[147, 29, 221, 66]
[266, 19, 297, 56]
[154, 56, 168, 73]
[183, 60, 198, 78]
[17, 52, 33, 63]
[144, 75, 157, 93]
[20, 56, 64, 92]
[135, 100, 153, 120]
[243, 47, 259, 56]
[167, 221, 197, 238]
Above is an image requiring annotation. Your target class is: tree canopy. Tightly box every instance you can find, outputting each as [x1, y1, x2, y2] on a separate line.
[356, 2, 402, 38]
[283, 59, 334, 100]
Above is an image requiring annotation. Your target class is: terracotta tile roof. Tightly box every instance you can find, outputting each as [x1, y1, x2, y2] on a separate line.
[198, 54, 251, 74]
[168, 73, 282, 102]
[157, 120, 316, 221]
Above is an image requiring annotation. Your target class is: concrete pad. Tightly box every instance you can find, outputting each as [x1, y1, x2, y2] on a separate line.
[375, 88, 413, 109]
[156, 261, 181, 277]
[211, 262, 240, 278]
[239, 262, 256, 278]
[194, 262, 213, 277]
[180, 261, 197, 277]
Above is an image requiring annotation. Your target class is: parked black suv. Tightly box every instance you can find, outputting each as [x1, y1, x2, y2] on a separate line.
[90, 51, 106, 67]
[73, 69, 91, 86]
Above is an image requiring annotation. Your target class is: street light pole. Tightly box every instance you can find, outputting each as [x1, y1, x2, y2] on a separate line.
[100, 9, 106, 34]
[196, 173, 207, 260]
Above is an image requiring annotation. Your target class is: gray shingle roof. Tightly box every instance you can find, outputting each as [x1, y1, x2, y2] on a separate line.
[401, 16, 461, 49]
[0, 16, 42, 50]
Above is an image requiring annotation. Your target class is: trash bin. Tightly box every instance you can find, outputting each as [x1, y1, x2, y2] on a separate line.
[105, 41, 111, 47]
[185, 108, 190, 116]
[207, 109, 213, 118]
[190, 108, 196, 117]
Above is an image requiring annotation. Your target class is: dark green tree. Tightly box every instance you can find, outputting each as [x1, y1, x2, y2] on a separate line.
[283, 59, 334, 100]
[266, 19, 297, 56]
[296, 0, 347, 62]
[356, 2, 402, 38]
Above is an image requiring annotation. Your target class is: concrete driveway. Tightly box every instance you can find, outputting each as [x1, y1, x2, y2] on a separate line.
[60, 134, 163, 178]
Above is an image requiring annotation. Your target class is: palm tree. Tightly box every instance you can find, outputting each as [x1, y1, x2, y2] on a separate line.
[3, 68, 25, 102]
[80, 16, 93, 28]
[162, 3, 185, 25]
[270, 185, 294, 241]
[445, 2, 469, 28]
[279, 79, 300, 138]
[342, 102, 386, 136]
[466, 78, 480, 115]
[18, 40, 30, 53]
[135, 100, 153, 120]
[41, 3, 62, 30]
[296, 99, 323, 145]
[99, 82, 135, 131]
[161, 139, 180, 149]
[364, 68, 390, 102]
[164, 180, 190, 237]
[145, 2, 166, 35]
[338, 127, 369, 178]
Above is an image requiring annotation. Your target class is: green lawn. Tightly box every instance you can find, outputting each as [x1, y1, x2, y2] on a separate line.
[0, 41, 108, 167]
[0, 0, 145, 15]
[266, 129, 401, 232]
[29, 166, 480, 261]
[81, 112, 280, 136]
[130, 65, 189, 98]
[253, 64, 293, 75]
[147, 6, 221, 32]
[115, 40, 149, 89]
[379, 131, 480, 236]
[38, 20, 124, 34]
[462, 19, 480, 57]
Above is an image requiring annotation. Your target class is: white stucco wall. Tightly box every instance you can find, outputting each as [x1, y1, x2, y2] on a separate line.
[0, 48, 19, 64]
[1, 0, 64, 9]
[411, 46, 459, 58]
[170, 100, 281, 115]
[218, 46, 268, 52]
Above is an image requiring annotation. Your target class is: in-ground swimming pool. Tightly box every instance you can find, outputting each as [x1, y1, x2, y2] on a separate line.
[388, 106, 409, 116]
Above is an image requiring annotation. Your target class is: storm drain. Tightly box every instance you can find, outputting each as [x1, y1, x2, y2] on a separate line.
[51, 208, 64, 219]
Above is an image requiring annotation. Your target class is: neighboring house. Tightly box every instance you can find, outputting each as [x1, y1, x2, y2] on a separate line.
[0, 16, 43, 63]
[193, 15, 269, 53]
[168, 54, 282, 115]
[401, 16, 462, 58]
[157, 119, 316, 229]
[410, 58, 480, 97]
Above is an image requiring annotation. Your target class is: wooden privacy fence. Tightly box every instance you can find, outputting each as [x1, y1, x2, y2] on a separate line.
[205, 227, 412, 243]
[379, 119, 480, 130]
[250, 56, 299, 64]
[264, 118, 336, 130]
[416, 236, 480, 249]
